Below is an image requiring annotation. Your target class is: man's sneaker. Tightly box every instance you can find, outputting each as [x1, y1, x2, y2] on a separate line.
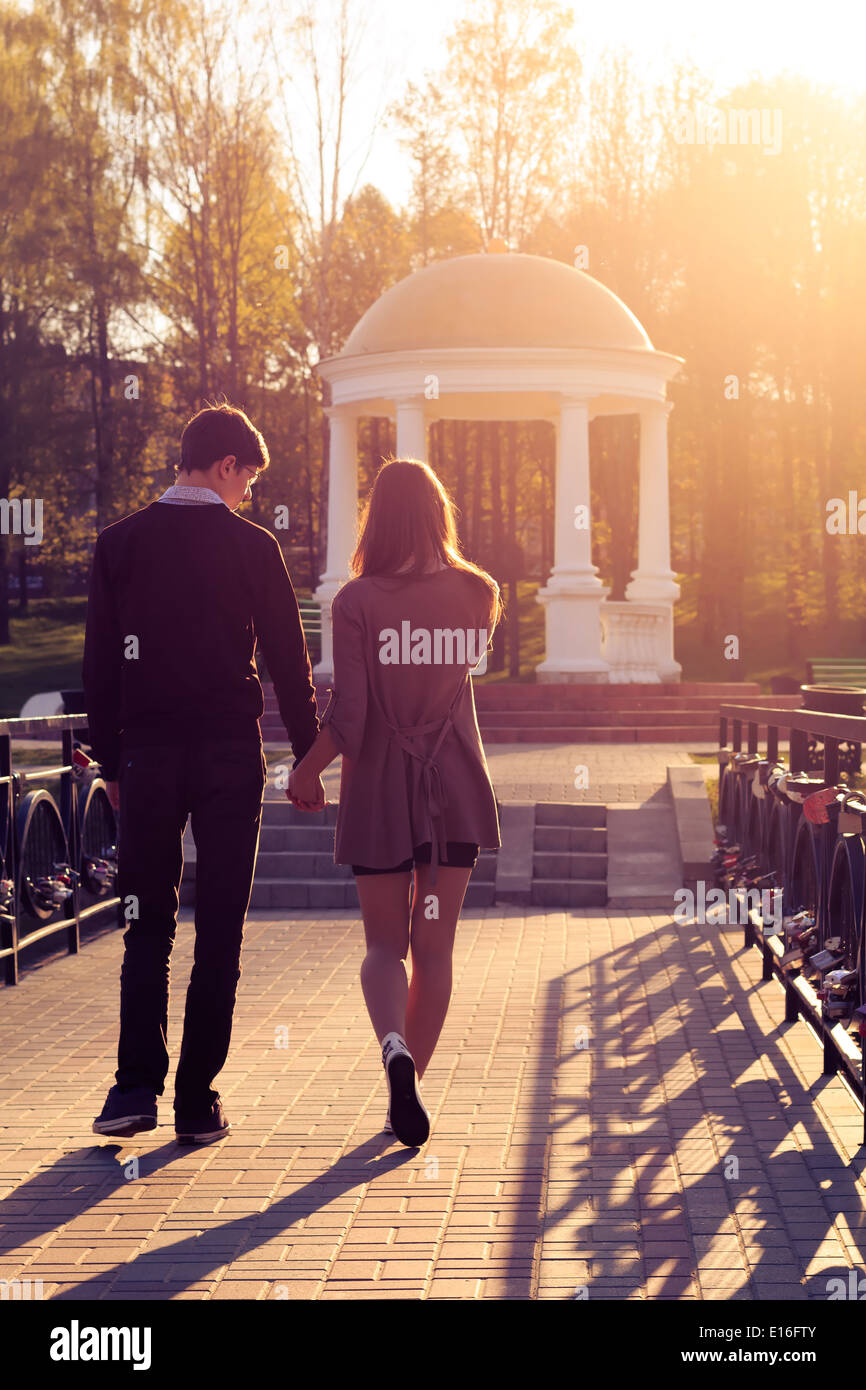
[92, 1084, 157, 1137]
[175, 1098, 230, 1145]
[381, 1032, 429, 1146]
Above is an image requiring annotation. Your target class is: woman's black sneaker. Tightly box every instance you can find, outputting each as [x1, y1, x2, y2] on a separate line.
[92, 1084, 157, 1137]
[381, 1033, 429, 1146]
[175, 1098, 230, 1145]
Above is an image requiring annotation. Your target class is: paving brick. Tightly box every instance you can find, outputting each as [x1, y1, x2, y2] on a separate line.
[3, 790, 866, 1303]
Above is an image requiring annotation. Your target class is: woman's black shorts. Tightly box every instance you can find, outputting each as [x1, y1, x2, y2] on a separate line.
[351, 840, 479, 876]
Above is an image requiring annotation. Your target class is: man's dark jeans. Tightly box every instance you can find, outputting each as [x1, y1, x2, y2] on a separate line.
[113, 736, 266, 1112]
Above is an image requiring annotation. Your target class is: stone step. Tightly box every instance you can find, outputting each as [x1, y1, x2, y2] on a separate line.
[255, 850, 354, 878]
[259, 825, 335, 851]
[264, 679, 770, 705]
[530, 878, 607, 907]
[258, 800, 339, 826]
[261, 692, 795, 717]
[468, 725, 748, 742]
[535, 802, 607, 827]
[261, 718, 791, 743]
[534, 825, 607, 852]
[246, 876, 496, 910]
[533, 851, 607, 879]
[476, 709, 736, 727]
[474, 690, 798, 708]
[186, 852, 498, 881]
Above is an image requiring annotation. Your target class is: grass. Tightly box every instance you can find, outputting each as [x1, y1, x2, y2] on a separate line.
[0, 597, 89, 717]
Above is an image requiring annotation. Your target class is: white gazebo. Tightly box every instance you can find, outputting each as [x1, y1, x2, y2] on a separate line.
[314, 247, 684, 684]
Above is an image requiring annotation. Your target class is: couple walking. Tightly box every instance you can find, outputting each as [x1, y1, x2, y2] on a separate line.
[84, 403, 501, 1149]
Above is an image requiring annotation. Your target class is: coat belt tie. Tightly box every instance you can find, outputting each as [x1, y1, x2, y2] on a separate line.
[386, 710, 456, 888]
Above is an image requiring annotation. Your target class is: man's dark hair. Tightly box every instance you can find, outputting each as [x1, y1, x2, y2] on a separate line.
[178, 402, 270, 477]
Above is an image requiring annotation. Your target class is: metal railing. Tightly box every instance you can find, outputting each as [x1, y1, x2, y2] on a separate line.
[717, 702, 866, 1140]
[0, 715, 118, 986]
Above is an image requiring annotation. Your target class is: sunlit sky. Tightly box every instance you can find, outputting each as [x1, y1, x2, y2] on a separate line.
[267, 0, 866, 210]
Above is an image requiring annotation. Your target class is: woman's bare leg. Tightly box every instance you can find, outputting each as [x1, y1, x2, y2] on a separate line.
[404, 863, 473, 1079]
[355, 871, 413, 1042]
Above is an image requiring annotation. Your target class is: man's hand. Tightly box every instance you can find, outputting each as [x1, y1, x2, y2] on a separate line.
[287, 766, 326, 812]
[105, 780, 120, 812]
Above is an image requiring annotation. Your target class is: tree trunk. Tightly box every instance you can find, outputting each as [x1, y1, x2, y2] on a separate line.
[541, 421, 554, 579]
[17, 546, 27, 612]
[506, 421, 520, 677]
[454, 420, 467, 540]
[489, 421, 505, 670]
[470, 422, 483, 556]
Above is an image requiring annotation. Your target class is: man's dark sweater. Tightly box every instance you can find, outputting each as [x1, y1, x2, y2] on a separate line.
[82, 500, 320, 780]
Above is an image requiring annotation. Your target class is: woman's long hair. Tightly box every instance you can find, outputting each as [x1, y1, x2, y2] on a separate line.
[350, 457, 503, 632]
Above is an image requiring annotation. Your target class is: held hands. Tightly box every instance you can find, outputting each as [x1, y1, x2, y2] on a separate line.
[287, 765, 326, 812]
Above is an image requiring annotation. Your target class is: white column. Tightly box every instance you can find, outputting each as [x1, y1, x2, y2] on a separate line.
[626, 400, 680, 603]
[394, 396, 428, 460]
[625, 399, 681, 680]
[535, 396, 610, 682]
[313, 404, 359, 681]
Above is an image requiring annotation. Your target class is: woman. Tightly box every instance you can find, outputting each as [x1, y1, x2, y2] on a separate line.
[287, 458, 502, 1147]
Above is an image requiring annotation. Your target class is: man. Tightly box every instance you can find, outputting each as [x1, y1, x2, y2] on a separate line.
[84, 402, 324, 1144]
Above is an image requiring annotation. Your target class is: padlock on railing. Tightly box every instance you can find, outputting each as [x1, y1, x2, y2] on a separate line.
[30, 864, 79, 910]
[71, 747, 99, 785]
[825, 969, 858, 990]
[85, 855, 115, 888]
[803, 787, 838, 825]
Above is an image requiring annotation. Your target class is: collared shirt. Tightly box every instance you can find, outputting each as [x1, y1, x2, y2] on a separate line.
[157, 483, 226, 506]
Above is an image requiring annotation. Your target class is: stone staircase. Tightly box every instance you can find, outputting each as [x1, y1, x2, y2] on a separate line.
[468, 681, 801, 743]
[530, 802, 607, 907]
[260, 680, 801, 744]
[179, 797, 614, 910]
[180, 797, 498, 910]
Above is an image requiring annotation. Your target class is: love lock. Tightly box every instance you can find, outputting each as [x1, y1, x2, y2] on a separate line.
[803, 787, 838, 824]
[809, 948, 844, 972]
[784, 909, 814, 929]
[29, 877, 59, 909]
[86, 857, 114, 887]
[824, 999, 852, 1019]
[825, 969, 858, 989]
[31, 867, 77, 907]
[71, 747, 99, 783]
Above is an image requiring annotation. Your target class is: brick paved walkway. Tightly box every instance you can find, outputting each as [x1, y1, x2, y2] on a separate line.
[2, 898, 865, 1300]
[285, 740, 722, 808]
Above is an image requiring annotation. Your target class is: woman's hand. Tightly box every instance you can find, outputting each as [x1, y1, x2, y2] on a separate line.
[287, 765, 326, 812]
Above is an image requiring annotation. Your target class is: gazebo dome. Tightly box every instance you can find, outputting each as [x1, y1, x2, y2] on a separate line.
[339, 252, 653, 357]
[315, 247, 684, 686]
